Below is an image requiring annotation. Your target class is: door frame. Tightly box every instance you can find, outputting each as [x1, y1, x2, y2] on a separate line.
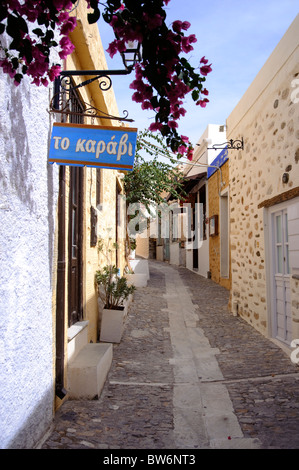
[265, 200, 291, 344]
[68, 166, 84, 327]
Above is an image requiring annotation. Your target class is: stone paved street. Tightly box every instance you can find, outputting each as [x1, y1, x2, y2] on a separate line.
[41, 260, 299, 450]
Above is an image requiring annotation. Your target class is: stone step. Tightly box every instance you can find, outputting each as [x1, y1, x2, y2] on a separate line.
[68, 343, 113, 399]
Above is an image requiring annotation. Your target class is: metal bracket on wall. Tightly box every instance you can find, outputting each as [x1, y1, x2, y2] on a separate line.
[49, 69, 135, 123]
[207, 138, 244, 151]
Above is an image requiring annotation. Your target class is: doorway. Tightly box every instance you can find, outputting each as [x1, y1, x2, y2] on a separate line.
[269, 205, 291, 344]
[68, 166, 83, 326]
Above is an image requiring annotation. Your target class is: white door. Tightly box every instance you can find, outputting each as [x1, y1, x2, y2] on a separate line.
[271, 208, 291, 344]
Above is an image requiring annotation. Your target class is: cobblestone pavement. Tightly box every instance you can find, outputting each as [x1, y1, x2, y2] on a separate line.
[41, 260, 299, 450]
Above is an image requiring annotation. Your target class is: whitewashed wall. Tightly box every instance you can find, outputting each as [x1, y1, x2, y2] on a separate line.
[0, 67, 59, 448]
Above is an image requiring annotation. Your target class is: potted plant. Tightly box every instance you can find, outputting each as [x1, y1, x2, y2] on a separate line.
[96, 265, 135, 343]
[128, 237, 137, 259]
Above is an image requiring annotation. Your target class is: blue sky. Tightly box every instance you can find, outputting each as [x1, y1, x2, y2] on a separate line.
[97, 0, 298, 150]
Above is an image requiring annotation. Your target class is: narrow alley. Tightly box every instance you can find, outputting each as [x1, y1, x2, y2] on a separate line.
[41, 260, 299, 450]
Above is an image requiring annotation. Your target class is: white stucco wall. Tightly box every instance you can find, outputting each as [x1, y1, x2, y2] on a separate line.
[0, 68, 59, 448]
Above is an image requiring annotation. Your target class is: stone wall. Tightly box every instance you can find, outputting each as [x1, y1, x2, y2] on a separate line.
[227, 15, 299, 338]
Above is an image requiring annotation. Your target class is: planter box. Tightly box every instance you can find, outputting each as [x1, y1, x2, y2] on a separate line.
[129, 259, 150, 280]
[128, 250, 136, 259]
[100, 305, 127, 343]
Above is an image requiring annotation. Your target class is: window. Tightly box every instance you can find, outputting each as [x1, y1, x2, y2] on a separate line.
[199, 185, 207, 240]
[68, 85, 84, 326]
[96, 169, 102, 209]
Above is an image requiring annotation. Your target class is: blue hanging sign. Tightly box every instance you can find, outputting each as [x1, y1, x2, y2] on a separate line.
[48, 123, 137, 171]
[207, 147, 229, 179]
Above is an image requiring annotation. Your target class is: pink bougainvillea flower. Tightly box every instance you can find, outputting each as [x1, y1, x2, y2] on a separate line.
[172, 20, 183, 33]
[172, 20, 191, 33]
[143, 12, 163, 30]
[0, 58, 15, 78]
[200, 56, 209, 64]
[53, 0, 73, 10]
[60, 16, 77, 35]
[107, 38, 127, 58]
[48, 64, 62, 81]
[168, 120, 178, 129]
[141, 101, 153, 110]
[196, 98, 209, 108]
[187, 148, 194, 161]
[58, 11, 70, 24]
[149, 122, 163, 132]
[201, 88, 209, 96]
[59, 36, 75, 59]
[177, 144, 187, 154]
[200, 64, 212, 76]
[132, 91, 144, 103]
[106, 40, 119, 58]
[181, 34, 197, 53]
[182, 21, 191, 30]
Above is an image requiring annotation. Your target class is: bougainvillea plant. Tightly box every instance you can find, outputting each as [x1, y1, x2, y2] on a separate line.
[0, 0, 212, 157]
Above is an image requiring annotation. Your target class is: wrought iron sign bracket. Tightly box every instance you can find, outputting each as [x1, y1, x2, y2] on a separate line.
[54, 67, 133, 100]
[51, 39, 142, 123]
[206, 138, 244, 151]
[50, 68, 135, 123]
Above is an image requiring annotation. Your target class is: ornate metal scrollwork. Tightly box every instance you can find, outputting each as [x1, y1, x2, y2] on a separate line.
[49, 91, 133, 123]
[50, 72, 134, 123]
[207, 138, 244, 151]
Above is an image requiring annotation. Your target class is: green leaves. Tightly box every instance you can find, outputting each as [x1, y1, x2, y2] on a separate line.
[6, 12, 28, 39]
[123, 130, 186, 210]
[95, 264, 135, 308]
[87, 0, 101, 24]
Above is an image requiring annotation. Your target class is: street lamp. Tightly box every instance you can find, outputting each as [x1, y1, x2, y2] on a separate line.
[120, 40, 142, 70]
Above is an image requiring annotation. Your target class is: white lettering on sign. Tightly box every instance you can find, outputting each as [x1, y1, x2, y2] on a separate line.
[85, 140, 96, 153]
[61, 137, 70, 150]
[75, 139, 86, 152]
[54, 133, 133, 161]
[96, 141, 106, 158]
[107, 136, 118, 155]
[53, 136, 62, 149]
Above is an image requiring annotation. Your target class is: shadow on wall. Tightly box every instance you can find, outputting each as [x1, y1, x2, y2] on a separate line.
[1, 385, 54, 449]
[3, 81, 36, 212]
[0, 73, 58, 282]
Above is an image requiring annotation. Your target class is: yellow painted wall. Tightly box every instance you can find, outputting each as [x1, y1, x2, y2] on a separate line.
[53, 3, 129, 409]
[208, 160, 231, 290]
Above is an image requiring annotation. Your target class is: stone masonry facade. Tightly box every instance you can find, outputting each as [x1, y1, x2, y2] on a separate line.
[227, 16, 299, 340]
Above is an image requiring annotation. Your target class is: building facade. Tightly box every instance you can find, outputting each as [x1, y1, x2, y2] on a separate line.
[227, 14, 299, 347]
[208, 149, 231, 290]
[0, 3, 129, 448]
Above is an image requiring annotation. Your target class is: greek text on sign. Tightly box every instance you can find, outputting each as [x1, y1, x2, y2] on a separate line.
[48, 123, 137, 170]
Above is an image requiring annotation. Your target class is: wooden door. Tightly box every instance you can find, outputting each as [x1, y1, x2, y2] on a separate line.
[272, 208, 291, 344]
[68, 166, 83, 326]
